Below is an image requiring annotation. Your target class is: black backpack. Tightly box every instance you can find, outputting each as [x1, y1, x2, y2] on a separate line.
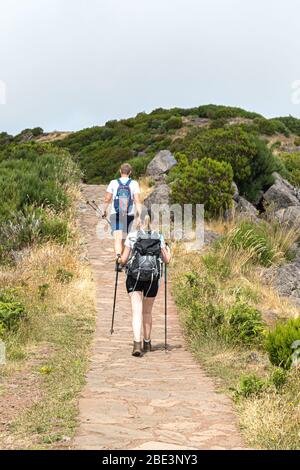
[127, 231, 162, 282]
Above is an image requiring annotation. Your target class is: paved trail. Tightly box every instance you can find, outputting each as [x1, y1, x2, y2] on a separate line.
[74, 185, 246, 450]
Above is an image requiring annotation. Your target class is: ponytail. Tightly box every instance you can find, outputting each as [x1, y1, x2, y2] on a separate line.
[143, 214, 151, 232]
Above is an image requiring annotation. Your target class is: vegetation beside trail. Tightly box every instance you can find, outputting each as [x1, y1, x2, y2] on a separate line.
[171, 219, 300, 449]
[2, 103, 300, 449]
[0, 141, 95, 449]
[53, 104, 300, 191]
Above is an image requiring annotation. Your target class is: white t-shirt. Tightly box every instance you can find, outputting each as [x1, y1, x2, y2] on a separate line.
[106, 177, 140, 216]
[125, 230, 166, 250]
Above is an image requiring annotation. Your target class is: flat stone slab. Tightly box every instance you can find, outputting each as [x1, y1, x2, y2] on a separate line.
[73, 185, 246, 450]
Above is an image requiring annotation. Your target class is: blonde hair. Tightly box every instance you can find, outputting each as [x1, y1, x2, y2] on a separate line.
[143, 214, 151, 232]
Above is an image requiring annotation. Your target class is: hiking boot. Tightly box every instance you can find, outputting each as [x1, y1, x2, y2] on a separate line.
[143, 339, 152, 353]
[132, 341, 142, 357]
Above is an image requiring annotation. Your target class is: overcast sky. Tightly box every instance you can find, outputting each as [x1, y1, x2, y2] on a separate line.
[0, 0, 299, 135]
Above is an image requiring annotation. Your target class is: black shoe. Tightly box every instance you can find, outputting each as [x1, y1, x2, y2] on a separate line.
[132, 342, 142, 357]
[143, 340, 152, 353]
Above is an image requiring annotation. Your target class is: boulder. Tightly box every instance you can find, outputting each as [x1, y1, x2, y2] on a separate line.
[275, 205, 300, 230]
[184, 230, 220, 252]
[236, 196, 258, 220]
[146, 150, 177, 178]
[263, 172, 300, 210]
[232, 181, 239, 202]
[143, 183, 171, 208]
[263, 252, 300, 305]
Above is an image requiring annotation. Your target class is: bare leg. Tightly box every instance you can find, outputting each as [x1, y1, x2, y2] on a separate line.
[143, 297, 155, 340]
[114, 230, 124, 255]
[130, 291, 143, 342]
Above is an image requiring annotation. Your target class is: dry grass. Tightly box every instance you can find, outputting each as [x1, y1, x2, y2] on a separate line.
[0, 209, 96, 448]
[171, 218, 300, 449]
[139, 176, 155, 202]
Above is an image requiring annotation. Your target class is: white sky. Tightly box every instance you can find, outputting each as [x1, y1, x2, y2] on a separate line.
[0, 0, 299, 135]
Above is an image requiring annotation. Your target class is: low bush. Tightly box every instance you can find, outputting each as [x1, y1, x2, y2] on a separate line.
[235, 374, 266, 398]
[170, 153, 234, 217]
[0, 290, 27, 336]
[265, 317, 300, 369]
[270, 368, 288, 390]
[253, 118, 290, 137]
[164, 116, 182, 130]
[185, 126, 277, 201]
[114, 155, 152, 180]
[276, 116, 300, 136]
[226, 302, 265, 346]
[279, 152, 300, 187]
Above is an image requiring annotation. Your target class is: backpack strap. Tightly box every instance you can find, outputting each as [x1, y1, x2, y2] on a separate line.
[125, 178, 132, 186]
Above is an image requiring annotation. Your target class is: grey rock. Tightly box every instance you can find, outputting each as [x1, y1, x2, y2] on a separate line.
[247, 352, 260, 364]
[263, 172, 300, 210]
[275, 205, 300, 230]
[204, 230, 221, 245]
[263, 252, 300, 302]
[184, 229, 220, 252]
[146, 150, 177, 177]
[236, 196, 258, 220]
[232, 181, 239, 202]
[144, 183, 171, 208]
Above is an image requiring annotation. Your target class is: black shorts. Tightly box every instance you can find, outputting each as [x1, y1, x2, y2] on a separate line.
[126, 275, 159, 298]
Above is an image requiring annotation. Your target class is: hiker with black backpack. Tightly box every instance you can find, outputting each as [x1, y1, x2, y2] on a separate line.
[102, 163, 142, 269]
[117, 212, 171, 357]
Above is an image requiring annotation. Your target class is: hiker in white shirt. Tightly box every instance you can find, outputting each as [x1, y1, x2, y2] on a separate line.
[102, 163, 142, 261]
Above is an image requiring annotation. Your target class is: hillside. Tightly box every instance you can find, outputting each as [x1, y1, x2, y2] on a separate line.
[1, 104, 300, 449]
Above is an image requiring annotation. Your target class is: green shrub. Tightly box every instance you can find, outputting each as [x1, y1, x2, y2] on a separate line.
[226, 302, 265, 346]
[253, 118, 290, 137]
[170, 153, 234, 217]
[186, 300, 225, 336]
[270, 368, 288, 390]
[197, 104, 261, 120]
[235, 374, 266, 398]
[270, 140, 282, 150]
[279, 152, 300, 187]
[209, 118, 227, 129]
[0, 291, 27, 335]
[165, 116, 182, 130]
[276, 116, 300, 136]
[265, 317, 300, 369]
[114, 155, 152, 179]
[39, 215, 70, 245]
[185, 127, 277, 201]
[295, 137, 300, 147]
[0, 143, 78, 222]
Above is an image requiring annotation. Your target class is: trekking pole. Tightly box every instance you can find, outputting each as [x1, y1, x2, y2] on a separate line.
[164, 261, 168, 352]
[111, 258, 119, 334]
[86, 200, 111, 226]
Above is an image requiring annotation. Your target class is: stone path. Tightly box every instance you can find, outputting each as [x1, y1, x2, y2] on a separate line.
[74, 185, 246, 450]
